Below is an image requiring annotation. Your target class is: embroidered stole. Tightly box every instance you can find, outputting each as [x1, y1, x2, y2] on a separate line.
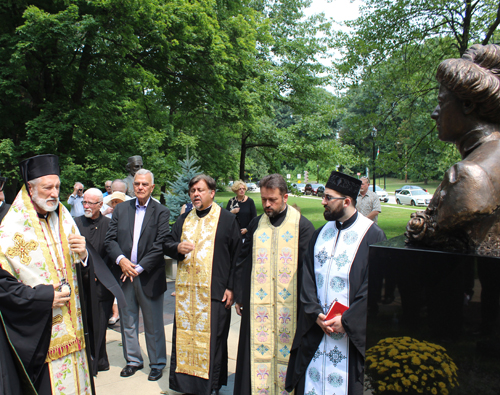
[250, 206, 300, 395]
[304, 215, 372, 395]
[175, 204, 221, 379]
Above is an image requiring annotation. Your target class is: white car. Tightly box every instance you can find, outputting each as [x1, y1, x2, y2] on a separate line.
[395, 189, 432, 206]
[246, 182, 257, 191]
[374, 185, 389, 203]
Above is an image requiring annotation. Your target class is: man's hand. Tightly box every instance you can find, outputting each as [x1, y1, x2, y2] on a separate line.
[231, 208, 240, 214]
[235, 303, 243, 316]
[52, 284, 70, 308]
[241, 228, 247, 235]
[222, 289, 234, 309]
[177, 241, 195, 255]
[119, 257, 138, 282]
[330, 315, 345, 333]
[68, 234, 87, 261]
[316, 313, 344, 335]
[102, 207, 113, 215]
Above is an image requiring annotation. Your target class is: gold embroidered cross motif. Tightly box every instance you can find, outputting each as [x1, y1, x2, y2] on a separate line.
[6, 233, 39, 264]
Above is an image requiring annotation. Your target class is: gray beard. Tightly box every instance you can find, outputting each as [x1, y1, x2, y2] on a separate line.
[32, 189, 59, 213]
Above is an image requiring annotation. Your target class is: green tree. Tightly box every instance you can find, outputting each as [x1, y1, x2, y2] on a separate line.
[162, 152, 202, 222]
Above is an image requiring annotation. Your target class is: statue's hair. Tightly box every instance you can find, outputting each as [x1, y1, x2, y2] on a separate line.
[436, 44, 500, 123]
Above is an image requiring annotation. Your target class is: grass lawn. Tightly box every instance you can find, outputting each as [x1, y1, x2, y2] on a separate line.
[216, 191, 416, 239]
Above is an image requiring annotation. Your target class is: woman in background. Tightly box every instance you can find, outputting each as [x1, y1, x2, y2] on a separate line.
[226, 180, 257, 243]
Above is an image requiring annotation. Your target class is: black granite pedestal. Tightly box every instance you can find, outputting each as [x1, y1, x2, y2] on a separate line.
[364, 236, 500, 394]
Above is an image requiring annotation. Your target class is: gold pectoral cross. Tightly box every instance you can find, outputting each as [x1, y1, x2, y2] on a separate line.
[6, 233, 39, 264]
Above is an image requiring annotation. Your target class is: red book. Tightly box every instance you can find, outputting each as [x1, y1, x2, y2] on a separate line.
[326, 301, 349, 321]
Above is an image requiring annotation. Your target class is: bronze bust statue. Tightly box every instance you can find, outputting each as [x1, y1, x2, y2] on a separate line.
[124, 155, 143, 197]
[405, 44, 500, 256]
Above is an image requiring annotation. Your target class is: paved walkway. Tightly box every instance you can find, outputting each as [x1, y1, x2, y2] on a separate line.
[94, 282, 241, 394]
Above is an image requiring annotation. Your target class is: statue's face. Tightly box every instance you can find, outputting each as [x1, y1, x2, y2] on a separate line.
[431, 85, 466, 143]
[128, 157, 143, 176]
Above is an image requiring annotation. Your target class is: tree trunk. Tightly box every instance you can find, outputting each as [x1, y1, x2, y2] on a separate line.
[239, 134, 248, 180]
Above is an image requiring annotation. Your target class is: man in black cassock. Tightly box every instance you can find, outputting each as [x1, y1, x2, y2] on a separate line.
[286, 171, 386, 395]
[163, 174, 241, 395]
[0, 154, 123, 394]
[74, 187, 116, 374]
[233, 174, 315, 394]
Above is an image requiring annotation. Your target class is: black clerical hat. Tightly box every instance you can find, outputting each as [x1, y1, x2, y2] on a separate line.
[19, 154, 60, 185]
[325, 171, 362, 201]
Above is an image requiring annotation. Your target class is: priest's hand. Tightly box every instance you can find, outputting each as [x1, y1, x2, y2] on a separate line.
[178, 241, 195, 255]
[119, 257, 138, 281]
[68, 234, 88, 261]
[52, 284, 70, 308]
[222, 289, 234, 309]
[316, 313, 335, 335]
[330, 315, 345, 334]
[235, 303, 243, 316]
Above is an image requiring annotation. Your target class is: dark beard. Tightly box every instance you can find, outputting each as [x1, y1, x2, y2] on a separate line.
[323, 205, 345, 221]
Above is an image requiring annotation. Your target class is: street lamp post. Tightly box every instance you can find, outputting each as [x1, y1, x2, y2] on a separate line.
[371, 127, 377, 192]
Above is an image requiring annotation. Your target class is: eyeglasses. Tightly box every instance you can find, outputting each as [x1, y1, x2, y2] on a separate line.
[323, 194, 347, 202]
[77, 189, 83, 192]
[82, 201, 100, 206]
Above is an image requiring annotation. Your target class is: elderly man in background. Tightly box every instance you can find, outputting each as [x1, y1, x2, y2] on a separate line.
[105, 169, 170, 381]
[103, 180, 113, 197]
[68, 181, 85, 217]
[74, 188, 121, 375]
[356, 176, 381, 224]
[101, 179, 132, 218]
[0, 154, 93, 394]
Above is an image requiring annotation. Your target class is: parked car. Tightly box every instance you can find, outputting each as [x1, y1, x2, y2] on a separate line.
[375, 185, 389, 203]
[305, 183, 325, 196]
[290, 183, 305, 194]
[246, 182, 257, 191]
[395, 189, 432, 206]
[395, 185, 428, 194]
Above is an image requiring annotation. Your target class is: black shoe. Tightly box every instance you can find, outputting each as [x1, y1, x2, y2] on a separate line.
[120, 364, 143, 377]
[148, 368, 163, 381]
[98, 365, 110, 372]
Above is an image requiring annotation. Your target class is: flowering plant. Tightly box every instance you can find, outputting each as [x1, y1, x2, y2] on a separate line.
[365, 337, 459, 395]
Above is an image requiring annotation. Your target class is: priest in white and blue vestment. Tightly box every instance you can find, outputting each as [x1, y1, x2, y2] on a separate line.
[286, 171, 386, 395]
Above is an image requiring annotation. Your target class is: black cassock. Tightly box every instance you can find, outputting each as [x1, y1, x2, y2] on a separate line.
[75, 213, 122, 375]
[163, 205, 242, 395]
[285, 212, 386, 395]
[233, 206, 315, 394]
